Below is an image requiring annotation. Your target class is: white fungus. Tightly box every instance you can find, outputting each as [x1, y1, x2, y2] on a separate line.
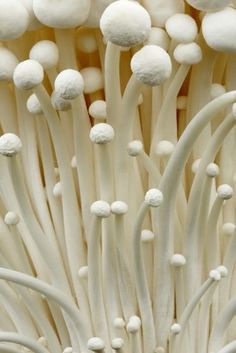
[87, 337, 105, 351]
[131, 45, 172, 86]
[26, 94, 42, 115]
[191, 158, 201, 174]
[89, 123, 114, 144]
[0, 47, 19, 81]
[127, 316, 141, 333]
[63, 348, 73, 353]
[54, 69, 84, 100]
[0, 0, 29, 40]
[145, 27, 170, 51]
[89, 100, 107, 120]
[206, 163, 219, 178]
[173, 42, 202, 65]
[127, 140, 143, 157]
[76, 27, 98, 53]
[210, 83, 226, 100]
[113, 317, 125, 329]
[202, 7, 236, 53]
[170, 254, 186, 267]
[165, 14, 198, 44]
[170, 323, 181, 334]
[141, 229, 154, 242]
[80, 67, 104, 94]
[217, 184, 233, 200]
[100, 0, 151, 47]
[13, 59, 44, 90]
[0, 133, 22, 156]
[51, 91, 72, 111]
[186, 0, 232, 11]
[90, 201, 111, 218]
[209, 269, 221, 281]
[111, 201, 128, 215]
[71, 155, 77, 169]
[155, 140, 175, 157]
[78, 266, 88, 279]
[144, 189, 163, 207]
[29, 40, 59, 70]
[18, 0, 42, 31]
[217, 266, 228, 278]
[111, 338, 124, 350]
[222, 223, 236, 237]
[53, 182, 62, 198]
[4, 211, 20, 226]
[32, 0, 91, 28]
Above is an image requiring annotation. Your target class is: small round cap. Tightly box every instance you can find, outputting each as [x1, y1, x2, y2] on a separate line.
[127, 316, 141, 333]
[0, 133, 22, 156]
[80, 67, 104, 94]
[63, 348, 73, 353]
[111, 338, 124, 350]
[174, 42, 202, 65]
[89, 123, 114, 144]
[13, 60, 44, 90]
[111, 201, 128, 215]
[170, 323, 181, 334]
[222, 223, 235, 236]
[0, 0, 29, 40]
[90, 201, 111, 218]
[100, 0, 151, 47]
[51, 90, 72, 111]
[155, 140, 174, 157]
[202, 7, 236, 53]
[87, 337, 105, 351]
[27, 94, 42, 115]
[53, 182, 62, 197]
[127, 140, 143, 156]
[209, 269, 221, 281]
[165, 14, 197, 43]
[206, 163, 219, 178]
[144, 189, 163, 207]
[170, 254, 186, 267]
[113, 317, 125, 329]
[54, 69, 84, 100]
[217, 266, 228, 278]
[4, 211, 20, 225]
[145, 27, 170, 51]
[29, 40, 59, 70]
[191, 158, 201, 174]
[131, 45, 172, 86]
[0, 47, 18, 81]
[217, 184, 233, 200]
[141, 229, 154, 242]
[78, 266, 88, 279]
[89, 100, 107, 120]
[76, 27, 98, 53]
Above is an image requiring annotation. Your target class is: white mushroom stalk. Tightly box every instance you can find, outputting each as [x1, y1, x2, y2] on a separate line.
[1, 1, 236, 353]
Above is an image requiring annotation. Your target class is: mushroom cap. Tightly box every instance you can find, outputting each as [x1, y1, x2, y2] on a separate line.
[29, 40, 59, 70]
[32, 0, 91, 28]
[18, 0, 42, 30]
[165, 13, 198, 43]
[170, 254, 186, 267]
[90, 201, 111, 218]
[87, 337, 105, 351]
[100, 0, 151, 47]
[76, 27, 98, 53]
[111, 201, 128, 215]
[127, 140, 143, 156]
[89, 123, 114, 144]
[185, 0, 231, 11]
[54, 69, 84, 100]
[0, 133, 22, 156]
[0, 0, 29, 40]
[144, 189, 163, 207]
[217, 184, 233, 200]
[0, 47, 18, 81]
[51, 91, 72, 111]
[202, 7, 236, 53]
[131, 45, 172, 86]
[13, 59, 44, 90]
[80, 67, 104, 94]
[89, 100, 107, 120]
[141, 229, 154, 242]
[155, 140, 175, 157]
[145, 27, 170, 51]
[27, 94, 42, 115]
[4, 211, 20, 225]
[174, 42, 202, 65]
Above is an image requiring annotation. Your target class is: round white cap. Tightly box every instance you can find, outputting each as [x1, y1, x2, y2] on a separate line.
[89, 123, 114, 144]
[155, 140, 175, 157]
[217, 266, 228, 278]
[33, 0, 90, 28]
[0, 0, 29, 40]
[111, 201, 128, 215]
[13, 59, 44, 90]
[29, 40, 59, 70]
[206, 163, 219, 178]
[0, 47, 18, 81]
[27, 94, 42, 115]
[0, 133, 22, 156]
[100, 0, 151, 47]
[185, 0, 231, 11]
[80, 67, 104, 94]
[89, 100, 107, 120]
[145, 27, 170, 51]
[202, 7, 236, 53]
[145, 189, 163, 207]
[222, 223, 235, 236]
[63, 348, 73, 353]
[53, 182, 62, 198]
[170, 323, 181, 334]
[217, 184, 233, 200]
[111, 338, 124, 350]
[165, 14, 198, 44]
[54, 69, 84, 100]
[51, 90, 72, 111]
[127, 140, 143, 156]
[209, 269, 221, 281]
[87, 337, 105, 351]
[78, 266, 88, 279]
[131, 45, 172, 86]
[90, 201, 111, 218]
[113, 317, 125, 329]
[141, 229, 154, 242]
[174, 42, 202, 65]
[191, 158, 201, 174]
[76, 27, 98, 53]
[170, 254, 186, 267]
[4, 211, 20, 225]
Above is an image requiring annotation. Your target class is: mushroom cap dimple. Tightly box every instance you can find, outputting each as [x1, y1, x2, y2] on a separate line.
[0, 133, 22, 157]
[202, 7, 236, 53]
[100, 0, 151, 47]
[32, 0, 91, 28]
[131, 45, 172, 86]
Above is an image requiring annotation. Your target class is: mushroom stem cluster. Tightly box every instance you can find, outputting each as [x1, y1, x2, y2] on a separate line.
[0, 1, 236, 353]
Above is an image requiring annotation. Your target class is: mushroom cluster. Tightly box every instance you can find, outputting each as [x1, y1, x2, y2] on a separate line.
[0, 1, 236, 353]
